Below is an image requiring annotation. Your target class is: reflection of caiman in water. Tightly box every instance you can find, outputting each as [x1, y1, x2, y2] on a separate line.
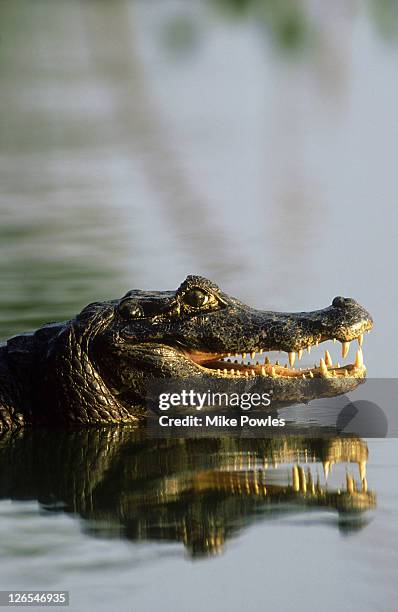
[0, 429, 376, 557]
[0, 275, 373, 430]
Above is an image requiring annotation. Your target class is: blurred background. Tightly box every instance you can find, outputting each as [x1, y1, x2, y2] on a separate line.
[1, 0, 397, 377]
[1, 1, 398, 611]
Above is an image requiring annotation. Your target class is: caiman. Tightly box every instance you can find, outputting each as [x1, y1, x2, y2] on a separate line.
[0, 275, 373, 431]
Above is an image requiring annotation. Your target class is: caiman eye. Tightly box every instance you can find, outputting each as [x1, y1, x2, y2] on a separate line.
[183, 288, 210, 308]
[118, 299, 144, 319]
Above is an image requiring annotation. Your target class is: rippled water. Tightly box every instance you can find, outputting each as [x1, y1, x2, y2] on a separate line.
[1, 1, 398, 610]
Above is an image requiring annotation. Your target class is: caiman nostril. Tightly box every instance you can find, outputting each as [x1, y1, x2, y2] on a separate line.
[332, 296, 356, 308]
[332, 296, 345, 308]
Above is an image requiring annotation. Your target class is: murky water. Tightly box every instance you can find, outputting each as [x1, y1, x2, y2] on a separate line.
[1, 1, 397, 610]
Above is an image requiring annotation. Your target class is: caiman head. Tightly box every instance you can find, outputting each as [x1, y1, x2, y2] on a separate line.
[37, 275, 373, 424]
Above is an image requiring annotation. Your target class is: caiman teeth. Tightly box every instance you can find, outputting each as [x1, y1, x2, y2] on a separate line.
[358, 334, 363, 347]
[194, 337, 367, 378]
[355, 347, 363, 369]
[342, 341, 350, 359]
[319, 358, 329, 377]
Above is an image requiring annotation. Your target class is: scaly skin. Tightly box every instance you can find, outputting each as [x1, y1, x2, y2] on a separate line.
[0, 275, 373, 431]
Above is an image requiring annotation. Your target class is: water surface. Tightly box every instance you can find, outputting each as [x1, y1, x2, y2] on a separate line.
[0, 1, 397, 610]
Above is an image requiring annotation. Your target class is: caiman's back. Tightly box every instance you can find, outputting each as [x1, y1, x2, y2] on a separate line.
[0, 323, 65, 432]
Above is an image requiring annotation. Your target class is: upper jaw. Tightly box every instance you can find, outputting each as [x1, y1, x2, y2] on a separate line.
[251, 303, 373, 353]
[179, 304, 373, 380]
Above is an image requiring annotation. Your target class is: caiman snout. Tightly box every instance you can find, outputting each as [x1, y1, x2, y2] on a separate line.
[328, 296, 373, 343]
[177, 279, 373, 382]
